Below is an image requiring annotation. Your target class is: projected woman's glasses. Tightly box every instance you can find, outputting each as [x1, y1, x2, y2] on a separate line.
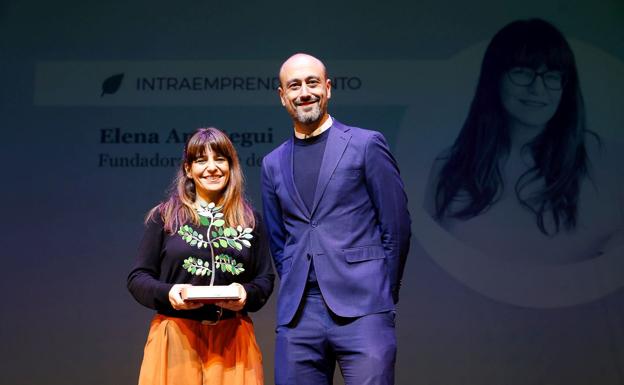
[507, 67, 565, 90]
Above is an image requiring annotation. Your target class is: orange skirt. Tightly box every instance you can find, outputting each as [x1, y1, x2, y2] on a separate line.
[138, 314, 264, 385]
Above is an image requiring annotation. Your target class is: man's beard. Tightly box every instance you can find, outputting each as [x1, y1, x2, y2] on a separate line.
[294, 102, 323, 124]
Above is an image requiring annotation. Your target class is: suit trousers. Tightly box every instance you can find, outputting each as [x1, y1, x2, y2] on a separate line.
[275, 287, 397, 385]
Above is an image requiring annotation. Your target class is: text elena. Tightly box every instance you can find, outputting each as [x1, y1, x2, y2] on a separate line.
[100, 127, 273, 147]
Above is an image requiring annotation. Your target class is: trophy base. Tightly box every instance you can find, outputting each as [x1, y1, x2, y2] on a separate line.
[181, 285, 241, 303]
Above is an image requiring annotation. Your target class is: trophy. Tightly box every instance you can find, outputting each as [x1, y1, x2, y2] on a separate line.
[177, 202, 253, 303]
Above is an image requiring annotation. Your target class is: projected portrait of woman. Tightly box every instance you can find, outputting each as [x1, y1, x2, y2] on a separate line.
[424, 18, 623, 266]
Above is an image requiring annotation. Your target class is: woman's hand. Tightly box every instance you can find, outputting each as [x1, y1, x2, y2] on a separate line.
[215, 283, 247, 312]
[168, 284, 204, 310]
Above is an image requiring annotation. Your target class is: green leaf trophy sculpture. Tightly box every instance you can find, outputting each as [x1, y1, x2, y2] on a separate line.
[178, 202, 253, 286]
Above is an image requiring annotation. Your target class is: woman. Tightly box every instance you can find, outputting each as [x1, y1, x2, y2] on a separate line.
[424, 18, 623, 265]
[128, 127, 274, 385]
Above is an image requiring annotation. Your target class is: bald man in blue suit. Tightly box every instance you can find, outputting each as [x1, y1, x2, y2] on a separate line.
[262, 53, 411, 385]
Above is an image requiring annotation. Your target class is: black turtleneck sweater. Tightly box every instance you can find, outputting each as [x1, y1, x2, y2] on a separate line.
[293, 127, 331, 210]
[293, 127, 331, 289]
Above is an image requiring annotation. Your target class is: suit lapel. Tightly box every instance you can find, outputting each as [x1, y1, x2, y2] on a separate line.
[310, 122, 351, 216]
[279, 138, 311, 217]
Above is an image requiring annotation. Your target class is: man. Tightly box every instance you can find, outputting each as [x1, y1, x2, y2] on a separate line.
[261, 53, 411, 385]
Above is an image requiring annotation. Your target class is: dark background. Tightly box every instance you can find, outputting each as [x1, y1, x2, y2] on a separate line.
[1, 1, 623, 384]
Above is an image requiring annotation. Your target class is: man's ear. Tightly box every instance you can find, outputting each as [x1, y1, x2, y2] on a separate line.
[278, 86, 287, 106]
[326, 79, 332, 100]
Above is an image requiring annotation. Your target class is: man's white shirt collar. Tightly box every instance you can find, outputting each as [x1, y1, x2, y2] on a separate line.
[294, 116, 333, 139]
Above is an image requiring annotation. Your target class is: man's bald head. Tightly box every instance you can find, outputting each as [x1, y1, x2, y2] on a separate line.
[279, 53, 328, 86]
[277, 53, 332, 130]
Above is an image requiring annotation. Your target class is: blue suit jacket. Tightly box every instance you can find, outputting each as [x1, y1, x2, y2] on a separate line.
[261, 119, 411, 326]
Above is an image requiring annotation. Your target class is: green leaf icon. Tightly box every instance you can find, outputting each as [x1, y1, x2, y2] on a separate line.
[101, 73, 124, 97]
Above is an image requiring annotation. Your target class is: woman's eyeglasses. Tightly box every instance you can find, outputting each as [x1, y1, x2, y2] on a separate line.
[507, 67, 566, 91]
